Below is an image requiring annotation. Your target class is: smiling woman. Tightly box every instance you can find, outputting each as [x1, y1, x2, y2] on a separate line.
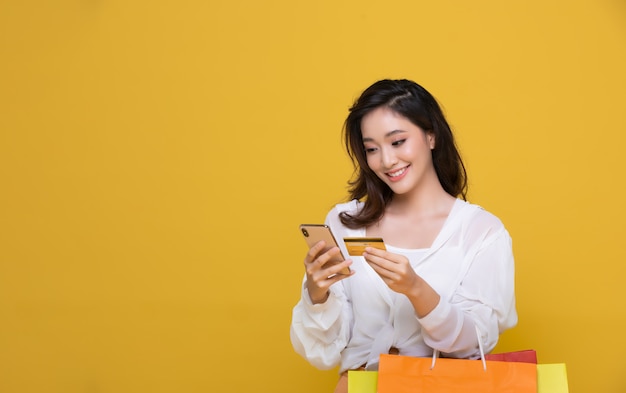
[361, 107, 437, 203]
[290, 79, 517, 393]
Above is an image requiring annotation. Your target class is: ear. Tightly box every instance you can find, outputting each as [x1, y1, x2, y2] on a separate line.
[427, 133, 435, 150]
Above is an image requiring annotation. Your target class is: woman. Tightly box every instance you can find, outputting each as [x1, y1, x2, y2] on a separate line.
[290, 79, 517, 393]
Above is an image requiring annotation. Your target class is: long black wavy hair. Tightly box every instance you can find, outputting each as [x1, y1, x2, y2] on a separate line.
[340, 79, 467, 229]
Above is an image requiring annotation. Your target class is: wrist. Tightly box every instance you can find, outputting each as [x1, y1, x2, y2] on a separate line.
[406, 277, 425, 300]
[311, 291, 330, 304]
[306, 286, 330, 305]
[407, 277, 440, 318]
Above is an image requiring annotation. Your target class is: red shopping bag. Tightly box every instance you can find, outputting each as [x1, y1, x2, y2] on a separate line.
[485, 349, 538, 364]
[377, 353, 537, 393]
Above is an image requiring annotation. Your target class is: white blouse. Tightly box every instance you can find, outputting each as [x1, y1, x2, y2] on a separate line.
[290, 199, 517, 373]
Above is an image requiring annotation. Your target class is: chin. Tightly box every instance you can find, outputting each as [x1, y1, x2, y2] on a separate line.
[388, 184, 413, 195]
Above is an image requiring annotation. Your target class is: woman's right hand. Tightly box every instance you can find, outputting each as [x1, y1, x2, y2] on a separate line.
[304, 240, 353, 304]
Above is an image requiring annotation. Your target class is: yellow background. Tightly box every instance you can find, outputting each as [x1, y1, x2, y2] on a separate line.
[1, 1, 624, 392]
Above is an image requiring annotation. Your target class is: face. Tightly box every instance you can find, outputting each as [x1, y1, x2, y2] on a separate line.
[361, 106, 436, 196]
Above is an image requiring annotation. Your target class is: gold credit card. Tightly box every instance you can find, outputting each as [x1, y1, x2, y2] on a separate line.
[343, 237, 386, 256]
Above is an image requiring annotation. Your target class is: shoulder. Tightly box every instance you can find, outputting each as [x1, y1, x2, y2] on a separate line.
[324, 199, 362, 231]
[325, 199, 361, 219]
[455, 199, 508, 239]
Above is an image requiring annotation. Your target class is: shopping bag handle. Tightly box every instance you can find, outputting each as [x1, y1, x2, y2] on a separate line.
[431, 325, 487, 371]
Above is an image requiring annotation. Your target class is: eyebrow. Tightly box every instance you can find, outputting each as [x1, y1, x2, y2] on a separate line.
[362, 129, 407, 142]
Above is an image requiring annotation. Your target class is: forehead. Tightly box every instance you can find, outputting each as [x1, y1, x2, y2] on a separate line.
[361, 107, 421, 139]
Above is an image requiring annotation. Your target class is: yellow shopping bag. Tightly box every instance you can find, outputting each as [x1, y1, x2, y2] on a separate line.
[347, 370, 377, 393]
[537, 363, 569, 393]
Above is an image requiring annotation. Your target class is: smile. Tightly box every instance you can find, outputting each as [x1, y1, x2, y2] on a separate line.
[386, 165, 409, 180]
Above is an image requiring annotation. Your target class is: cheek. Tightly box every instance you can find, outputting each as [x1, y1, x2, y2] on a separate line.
[396, 145, 415, 161]
[404, 142, 428, 161]
[365, 154, 378, 170]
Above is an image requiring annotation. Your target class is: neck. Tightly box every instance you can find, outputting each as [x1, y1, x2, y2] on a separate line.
[388, 178, 455, 216]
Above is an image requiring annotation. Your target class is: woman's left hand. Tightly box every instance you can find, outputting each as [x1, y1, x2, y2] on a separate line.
[363, 246, 440, 318]
[362, 247, 420, 296]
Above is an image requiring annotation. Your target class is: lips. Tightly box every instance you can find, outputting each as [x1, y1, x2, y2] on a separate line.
[386, 165, 409, 181]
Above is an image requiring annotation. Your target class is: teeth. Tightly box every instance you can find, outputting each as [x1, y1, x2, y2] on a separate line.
[388, 167, 406, 177]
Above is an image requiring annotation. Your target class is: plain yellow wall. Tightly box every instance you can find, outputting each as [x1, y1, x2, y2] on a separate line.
[1, 1, 625, 392]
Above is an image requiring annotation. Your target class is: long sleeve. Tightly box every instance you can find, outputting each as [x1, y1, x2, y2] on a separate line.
[289, 200, 516, 372]
[289, 277, 354, 370]
[418, 222, 517, 357]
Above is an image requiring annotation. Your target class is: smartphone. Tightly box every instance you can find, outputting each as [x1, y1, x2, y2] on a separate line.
[299, 224, 350, 275]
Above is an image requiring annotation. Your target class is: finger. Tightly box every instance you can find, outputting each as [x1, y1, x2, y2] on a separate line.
[305, 240, 327, 264]
[314, 246, 342, 267]
[310, 251, 348, 279]
[363, 252, 394, 271]
[324, 267, 355, 285]
[363, 246, 386, 257]
[306, 247, 343, 277]
[364, 246, 402, 263]
[318, 261, 354, 281]
[367, 262, 395, 280]
[308, 261, 352, 293]
[364, 255, 400, 281]
[322, 259, 353, 277]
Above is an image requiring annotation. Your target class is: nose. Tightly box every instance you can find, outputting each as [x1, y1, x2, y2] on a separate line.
[381, 147, 398, 169]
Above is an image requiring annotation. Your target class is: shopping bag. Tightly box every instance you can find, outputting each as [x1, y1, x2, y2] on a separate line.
[377, 353, 537, 393]
[537, 363, 569, 393]
[347, 370, 377, 393]
[485, 349, 537, 364]
[349, 358, 567, 393]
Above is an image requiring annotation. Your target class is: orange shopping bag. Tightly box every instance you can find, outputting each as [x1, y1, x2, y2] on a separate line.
[377, 353, 537, 393]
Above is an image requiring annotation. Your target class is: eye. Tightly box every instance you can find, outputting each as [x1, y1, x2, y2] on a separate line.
[364, 147, 378, 154]
[391, 139, 406, 147]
